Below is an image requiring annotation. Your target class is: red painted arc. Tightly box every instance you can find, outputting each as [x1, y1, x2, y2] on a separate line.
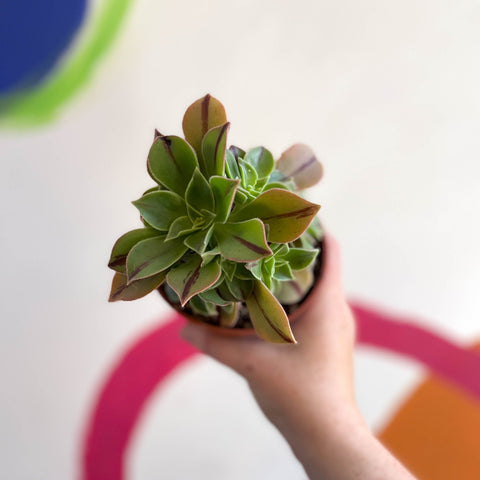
[81, 302, 480, 480]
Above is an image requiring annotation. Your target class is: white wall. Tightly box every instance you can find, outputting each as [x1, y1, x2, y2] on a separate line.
[1, 0, 479, 478]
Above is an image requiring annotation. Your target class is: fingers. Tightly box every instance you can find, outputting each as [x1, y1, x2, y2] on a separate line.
[180, 233, 344, 371]
[291, 232, 347, 341]
[181, 323, 268, 376]
[317, 233, 343, 295]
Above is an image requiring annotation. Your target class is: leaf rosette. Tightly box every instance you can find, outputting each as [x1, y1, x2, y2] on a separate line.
[108, 94, 324, 343]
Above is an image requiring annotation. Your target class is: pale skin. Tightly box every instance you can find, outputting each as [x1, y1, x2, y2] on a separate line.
[181, 234, 417, 480]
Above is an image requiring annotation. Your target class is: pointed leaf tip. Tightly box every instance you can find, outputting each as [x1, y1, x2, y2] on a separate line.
[166, 255, 221, 306]
[230, 188, 320, 243]
[246, 280, 297, 344]
[109, 271, 166, 302]
[201, 122, 230, 178]
[127, 236, 188, 283]
[214, 219, 272, 262]
[147, 135, 198, 195]
[108, 228, 161, 273]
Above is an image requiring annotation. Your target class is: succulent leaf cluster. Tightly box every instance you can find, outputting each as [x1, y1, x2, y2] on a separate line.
[108, 95, 323, 343]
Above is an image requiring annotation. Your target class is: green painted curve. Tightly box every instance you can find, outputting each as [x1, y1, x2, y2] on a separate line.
[0, 0, 133, 127]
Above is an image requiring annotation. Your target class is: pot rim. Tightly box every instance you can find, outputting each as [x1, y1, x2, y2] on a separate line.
[158, 235, 325, 338]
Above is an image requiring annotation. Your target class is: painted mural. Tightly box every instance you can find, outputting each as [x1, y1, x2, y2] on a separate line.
[0, 0, 131, 125]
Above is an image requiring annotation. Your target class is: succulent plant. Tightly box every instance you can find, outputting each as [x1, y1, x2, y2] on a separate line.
[108, 94, 324, 344]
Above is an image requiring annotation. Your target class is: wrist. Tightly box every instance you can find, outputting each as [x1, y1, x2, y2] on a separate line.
[283, 401, 369, 475]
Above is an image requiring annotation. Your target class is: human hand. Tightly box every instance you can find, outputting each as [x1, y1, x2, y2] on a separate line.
[181, 234, 417, 480]
[180, 233, 359, 445]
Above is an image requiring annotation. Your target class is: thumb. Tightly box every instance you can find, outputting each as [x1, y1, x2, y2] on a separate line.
[316, 233, 343, 295]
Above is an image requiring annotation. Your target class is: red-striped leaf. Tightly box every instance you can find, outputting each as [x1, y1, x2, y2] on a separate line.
[275, 269, 314, 305]
[201, 122, 230, 178]
[147, 135, 198, 195]
[246, 280, 297, 344]
[109, 271, 166, 302]
[230, 188, 320, 243]
[127, 236, 188, 283]
[182, 94, 227, 157]
[214, 219, 272, 262]
[276, 144, 323, 189]
[108, 228, 161, 273]
[166, 255, 221, 306]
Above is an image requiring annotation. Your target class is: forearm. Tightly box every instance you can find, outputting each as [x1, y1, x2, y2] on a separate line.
[282, 403, 417, 480]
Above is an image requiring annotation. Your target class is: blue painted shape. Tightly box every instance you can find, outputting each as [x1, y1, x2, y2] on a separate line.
[0, 0, 88, 95]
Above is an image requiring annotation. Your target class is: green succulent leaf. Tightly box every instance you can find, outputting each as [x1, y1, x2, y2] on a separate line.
[182, 94, 227, 156]
[184, 226, 214, 255]
[108, 228, 161, 273]
[185, 168, 214, 215]
[225, 149, 241, 179]
[201, 122, 230, 178]
[109, 271, 166, 302]
[210, 176, 239, 223]
[247, 261, 263, 282]
[220, 259, 237, 281]
[307, 216, 324, 243]
[127, 236, 188, 283]
[166, 216, 196, 241]
[147, 135, 199, 195]
[260, 258, 275, 288]
[225, 277, 254, 301]
[233, 189, 249, 205]
[143, 186, 161, 196]
[275, 269, 314, 305]
[246, 280, 297, 344]
[263, 180, 295, 192]
[162, 282, 181, 304]
[188, 295, 218, 317]
[214, 219, 272, 262]
[230, 188, 320, 243]
[284, 248, 318, 270]
[229, 145, 246, 160]
[273, 262, 294, 281]
[166, 255, 221, 306]
[132, 191, 187, 231]
[254, 176, 270, 191]
[219, 303, 239, 328]
[243, 147, 275, 179]
[273, 244, 289, 257]
[201, 246, 221, 264]
[232, 263, 252, 280]
[199, 288, 231, 306]
[200, 209, 216, 226]
[276, 143, 323, 190]
[217, 282, 239, 302]
[238, 158, 258, 188]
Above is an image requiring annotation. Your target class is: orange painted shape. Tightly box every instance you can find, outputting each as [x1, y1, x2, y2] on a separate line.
[378, 344, 480, 479]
